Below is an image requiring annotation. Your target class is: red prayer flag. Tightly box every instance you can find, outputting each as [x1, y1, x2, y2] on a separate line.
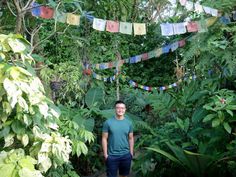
[106, 20, 119, 33]
[142, 53, 148, 61]
[40, 6, 54, 19]
[108, 62, 113, 68]
[187, 22, 198, 32]
[178, 40, 186, 47]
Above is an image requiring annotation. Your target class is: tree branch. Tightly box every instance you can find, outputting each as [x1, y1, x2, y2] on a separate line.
[23, 0, 36, 11]
[7, 1, 17, 17]
[13, 0, 21, 13]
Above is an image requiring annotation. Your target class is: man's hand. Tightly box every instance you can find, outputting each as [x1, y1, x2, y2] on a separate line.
[104, 154, 108, 161]
[130, 152, 133, 157]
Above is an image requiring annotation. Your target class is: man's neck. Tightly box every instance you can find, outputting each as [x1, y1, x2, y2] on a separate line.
[115, 115, 125, 120]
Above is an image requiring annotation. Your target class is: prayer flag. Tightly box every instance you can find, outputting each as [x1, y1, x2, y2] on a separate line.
[133, 23, 146, 35]
[194, 3, 204, 13]
[185, 1, 194, 11]
[67, 13, 80, 26]
[119, 22, 132, 35]
[172, 83, 177, 87]
[86, 14, 94, 22]
[171, 42, 179, 52]
[108, 62, 113, 68]
[173, 22, 186, 34]
[155, 48, 162, 57]
[148, 50, 156, 59]
[31, 3, 41, 17]
[196, 20, 208, 33]
[93, 18, 106, 31]
[99, 63, 108, 69]
[169, 0, 176, 4]
[211, 8, 218, 17]
[203, 6, 211, 15]
[141, 53, 149, 61]
[54, 11, 67, 23]
[178, 40, 186, 47]
[220, 16, 231, 25]
[162, 45, 171, 54]
[136, 55, 142, 62]
[106, 20, 119, 33]
[40, 6, 54, 19]
[206, 17, 217, 27]
[129, 56, 138, 63]
[179, 0, 187, 6]
[187, 22, 198, 32]
[160, 23, 174, 36]
[95, 64, 100, 69]
[123, 58, 129, 63]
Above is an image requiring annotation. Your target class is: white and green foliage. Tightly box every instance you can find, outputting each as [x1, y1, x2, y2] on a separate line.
[0, 34, 72, 176]
[0, 149, 43, 177]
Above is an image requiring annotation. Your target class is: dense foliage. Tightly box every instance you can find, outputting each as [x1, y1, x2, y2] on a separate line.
[1, 0, 236, 177]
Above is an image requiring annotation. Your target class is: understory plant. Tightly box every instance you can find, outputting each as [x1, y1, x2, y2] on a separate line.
[0, 34, 72, 176]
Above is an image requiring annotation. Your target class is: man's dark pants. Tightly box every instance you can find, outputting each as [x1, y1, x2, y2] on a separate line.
[106, 153, 132, 177]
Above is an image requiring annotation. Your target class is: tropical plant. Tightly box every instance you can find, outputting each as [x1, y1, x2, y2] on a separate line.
[202, 89, 236, 133]
[0, 33, 72, 176]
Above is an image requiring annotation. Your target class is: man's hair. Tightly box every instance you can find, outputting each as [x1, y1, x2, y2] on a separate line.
[114, 100, 126, 107]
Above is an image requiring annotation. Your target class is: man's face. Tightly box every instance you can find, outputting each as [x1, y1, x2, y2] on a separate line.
[115, 103, 126, 116]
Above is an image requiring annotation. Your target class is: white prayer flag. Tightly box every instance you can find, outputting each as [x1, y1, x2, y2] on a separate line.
[168, 0, 176, 4]
[179, 0, 187, 6]
[203, 6, 211, 14]
[160, 23, 174, 36]
[194, 3, 204, 13]
[185, 1, 194, 11]
[93, 18, 106, 31]
[211, 8, 218, 17]
[173, 23, 186, 34]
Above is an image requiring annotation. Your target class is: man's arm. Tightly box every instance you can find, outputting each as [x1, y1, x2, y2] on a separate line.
[129, 132, 134, 156]
[102, 132, 109, 160]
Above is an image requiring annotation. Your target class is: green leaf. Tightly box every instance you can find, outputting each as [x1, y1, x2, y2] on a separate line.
[226, 105, 236, 110]
[212, 118, 221, 127]
[192, 107, 207, 124]
[11, 120, 25, 134]
[177, 118, 184, 130]
[7, 38, 26, 53]
[203, 114, 215, 122]
[146, 147, 182, 166]
[21, 134, 29, 147]
[4, 134, 14, 147]
[184, 118, 190, 132]
[85, 87, 104, 108]
[18, 168, 43, 177]
[0, 126, 10, 138]
[223, 122, 231, 133]
[76, 141, 88, 156]
[0, 163, 15, 177]
[31, 54, 45, 62]
[226, 109, 233, 117]
[18, 156, 36, 170]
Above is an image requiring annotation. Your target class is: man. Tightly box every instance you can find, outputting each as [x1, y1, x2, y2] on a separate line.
[102, 100, 134, 177]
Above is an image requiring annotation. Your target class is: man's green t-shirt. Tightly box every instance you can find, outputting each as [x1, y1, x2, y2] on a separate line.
[102, 116, 133, 156]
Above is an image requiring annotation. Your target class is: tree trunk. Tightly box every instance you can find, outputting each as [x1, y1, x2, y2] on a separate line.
[15, 13, 23, 34]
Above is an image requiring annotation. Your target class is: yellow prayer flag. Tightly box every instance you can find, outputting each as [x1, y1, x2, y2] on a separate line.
[155, 48, 162, 57]
[133, 23, 146, 35]
[66, 13, 80, 26]
[206, 17, 218, 27]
